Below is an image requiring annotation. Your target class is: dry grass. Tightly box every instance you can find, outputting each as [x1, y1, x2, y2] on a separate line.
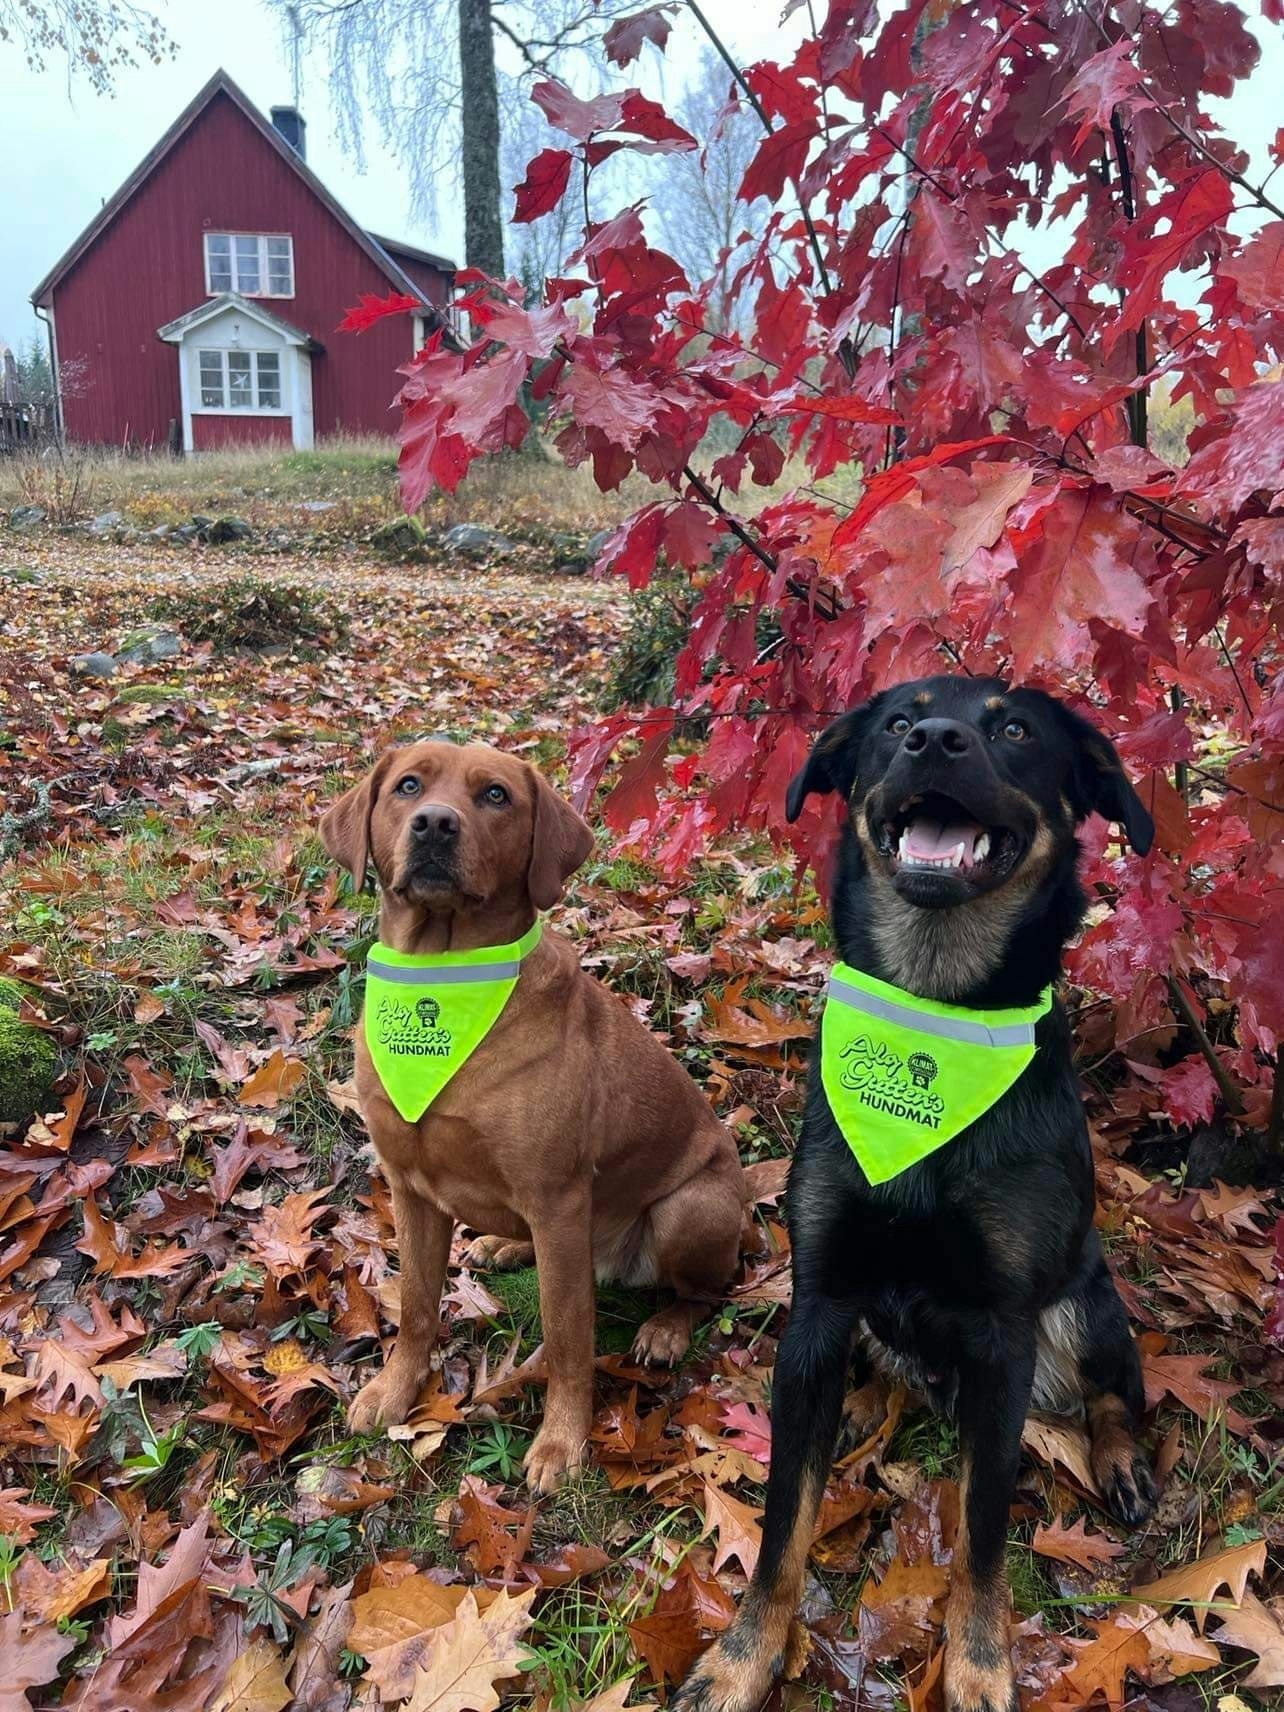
[1, 431, 866, 543]
[0, 437, 645, 536]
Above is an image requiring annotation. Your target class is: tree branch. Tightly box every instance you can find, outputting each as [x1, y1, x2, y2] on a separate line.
[1165, 975, 1245, 1117]
[681, 464, 843, 620]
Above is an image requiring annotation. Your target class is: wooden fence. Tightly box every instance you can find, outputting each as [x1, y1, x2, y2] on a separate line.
[0, 401, 33, 452]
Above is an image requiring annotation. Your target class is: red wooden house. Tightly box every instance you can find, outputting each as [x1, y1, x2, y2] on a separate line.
[31, 69, 455, 452]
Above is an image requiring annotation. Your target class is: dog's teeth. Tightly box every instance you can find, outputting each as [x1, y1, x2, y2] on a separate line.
[948, 842, 964, 869]
[898, 830, 910, 860]
[974, 832, 990, 862]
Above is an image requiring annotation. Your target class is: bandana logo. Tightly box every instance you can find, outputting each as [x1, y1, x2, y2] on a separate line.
[839, 1034, 945, 1129]
[375, 993, 453, 1058]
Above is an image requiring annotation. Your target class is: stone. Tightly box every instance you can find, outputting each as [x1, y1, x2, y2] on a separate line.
[298, 499, 337, 513]
[205, 516, 253, 544]
[116, 628, 183, 665]
[443, 522, 516, 556]
[87, 510, 125, 536]
[70, 651, 118, 679]
[585, 528, 614, 561]
[8, 505, 46, 530]
[147, 523, 173, 541]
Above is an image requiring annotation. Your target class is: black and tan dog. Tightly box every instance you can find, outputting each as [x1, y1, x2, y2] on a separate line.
[676, 675, 1157, 1712]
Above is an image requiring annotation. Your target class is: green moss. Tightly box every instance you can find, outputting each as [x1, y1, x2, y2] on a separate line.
[0, 1010, 58, 1129]
[115, 683, 185, 705]
[0, 977, 32, 1012]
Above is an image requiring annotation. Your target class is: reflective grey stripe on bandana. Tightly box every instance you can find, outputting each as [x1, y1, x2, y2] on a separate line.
[828, 977, 1039, 1049]
[366, 958, 522, 985]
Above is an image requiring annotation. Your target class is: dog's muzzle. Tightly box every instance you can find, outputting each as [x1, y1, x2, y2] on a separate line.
[869, 721, 1034, 905]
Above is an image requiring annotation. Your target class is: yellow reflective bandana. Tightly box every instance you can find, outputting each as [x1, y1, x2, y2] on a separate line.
[821, 963, 1052, 1185]
[364, 921, 542, 1122]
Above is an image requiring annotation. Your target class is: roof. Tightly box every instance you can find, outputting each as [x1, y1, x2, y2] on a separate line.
[157, 292, 324, 351]
[31, 69, 457, 309]
[370, 233, 458, 275]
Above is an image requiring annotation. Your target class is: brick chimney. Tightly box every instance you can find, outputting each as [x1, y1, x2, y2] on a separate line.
[270, 105, 307, 159]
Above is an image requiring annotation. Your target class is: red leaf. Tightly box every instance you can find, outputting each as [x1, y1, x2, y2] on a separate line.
[739, 120, 815, 203]
[562, 364, 662, 449]
[1061, 40, 1150, 149]
[512, 148, 574, 222]
[532, 79, 625, 141]
[337, 290, 421, 334]
[1111, 170, 1234, 351]
[604, 6, 673, 66]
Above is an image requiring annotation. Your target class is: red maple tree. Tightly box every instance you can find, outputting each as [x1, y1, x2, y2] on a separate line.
[367, 4, 1283, 1153]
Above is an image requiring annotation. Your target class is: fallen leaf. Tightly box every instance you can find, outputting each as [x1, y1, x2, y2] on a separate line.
[239, 1050, 307, 1109]
[1032, 1513, 1125, 1572]
[208, 1636, 292, 1712]
[702, 1479, 762, 1576]
[1132, 1537, 1267, 1632]
[1210, 1592, 1284, 1687]
[399, 1587, 536, 1712]
[0, 1610, 75, 1712]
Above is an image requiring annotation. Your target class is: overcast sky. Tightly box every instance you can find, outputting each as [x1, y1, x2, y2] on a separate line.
[1, 4, 1279, 355]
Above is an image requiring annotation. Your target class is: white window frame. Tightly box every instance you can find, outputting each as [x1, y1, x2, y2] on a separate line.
[194, 347, 286, 413]
[204, 232, 295, 298]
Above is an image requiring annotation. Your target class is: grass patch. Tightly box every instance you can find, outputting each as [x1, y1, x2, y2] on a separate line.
[484, 1266, 667, 1359]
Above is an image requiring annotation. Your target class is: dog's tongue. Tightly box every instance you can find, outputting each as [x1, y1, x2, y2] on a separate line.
[904, 814, 985, 864]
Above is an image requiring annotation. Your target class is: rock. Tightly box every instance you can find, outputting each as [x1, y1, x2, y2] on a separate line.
[116, 627, 183, 665]
[172, 525, 198, 544]
[205, 516, 253, 544]
[146, 523, 173, 541]
[8, 505, 46, 531]
[190, 514, 214, 532]
[585, 528, 614, 561]
[87, 510, 126, 536]
[298, 499, 337, 513]
[70, 651, 118, 679]
[373, 515, 427, 553]
[0, 983, 57, 1133]
[0, 565, 39, 584]
[443, 522, 517, 556]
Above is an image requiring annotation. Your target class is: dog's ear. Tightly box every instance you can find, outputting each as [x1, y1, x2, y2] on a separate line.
[527, 767, 595, 909]
[1061, 710, 1154, 855]
[320, 752, 395, 889]
[785, 702, 879, 823]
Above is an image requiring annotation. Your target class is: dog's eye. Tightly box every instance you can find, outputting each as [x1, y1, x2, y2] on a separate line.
[482, 784, 509, 806]
[395, 775, 421, 797]
[888, 715, 912, 736]
[1002, 719, 1028, 742]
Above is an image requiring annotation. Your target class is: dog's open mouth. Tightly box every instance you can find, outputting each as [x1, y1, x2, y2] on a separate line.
[878, 792, 1021, 883]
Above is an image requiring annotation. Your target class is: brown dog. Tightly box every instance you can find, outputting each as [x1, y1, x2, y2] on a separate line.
[321, 739, 746, 1492]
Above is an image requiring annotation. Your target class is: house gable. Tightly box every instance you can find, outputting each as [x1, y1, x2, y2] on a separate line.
[30, 72, 455, 446]
[31, 69, 435, 311]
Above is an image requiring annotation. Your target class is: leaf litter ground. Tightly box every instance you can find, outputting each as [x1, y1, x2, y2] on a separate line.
[0, 536, 1279, 1711]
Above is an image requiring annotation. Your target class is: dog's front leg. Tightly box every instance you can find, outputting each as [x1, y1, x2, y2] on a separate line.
[945, 1331, 1036, 1712]
[524, 1191, 595, 1494]
[348, 1179, 452, 1432]
[674, 1294, 861, 1712]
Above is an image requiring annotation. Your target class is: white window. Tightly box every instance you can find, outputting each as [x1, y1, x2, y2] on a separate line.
[204, 233, 294, 297]
[195, 349, 286, 411]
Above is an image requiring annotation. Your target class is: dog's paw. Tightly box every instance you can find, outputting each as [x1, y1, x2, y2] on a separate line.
[461, 1234, 536, 1271]
[1097, 1447, 1158, 1529]
[523, 1423, 587, 1494]
[835, 1376, 890, 1456]
[632, 1302, 696, 1367]
[944, 1649, 1018, 1712]
[347, 1362, 429, 1434]
[671, 1634, 780, 1712]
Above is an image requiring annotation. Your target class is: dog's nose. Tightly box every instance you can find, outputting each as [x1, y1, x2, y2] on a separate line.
[902, 718, 975, 760]
[411, 804, 460, 841]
